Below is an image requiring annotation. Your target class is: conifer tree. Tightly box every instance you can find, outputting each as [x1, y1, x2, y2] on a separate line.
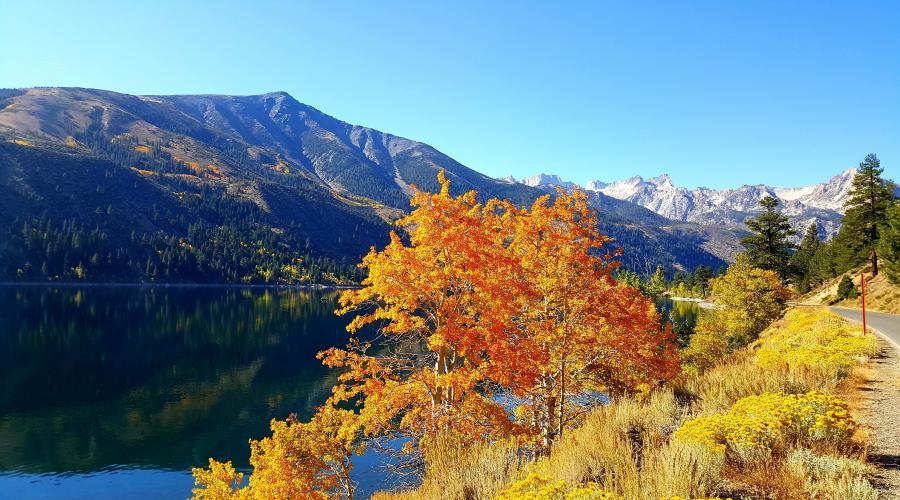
[740, 196, 795, 278]
[842, 154, 896, 275]
[879, 202, 900, 284]
[789, 224, 821, 292]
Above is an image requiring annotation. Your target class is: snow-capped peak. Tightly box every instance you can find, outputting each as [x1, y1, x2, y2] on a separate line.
[514, 167, 867, 240]
[521, 173, 576, 189]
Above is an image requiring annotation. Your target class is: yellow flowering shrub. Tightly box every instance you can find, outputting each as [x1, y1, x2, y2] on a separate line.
[755, 308, 877, 376]
[494, 473, 620, 500]
[674, 391, 855, 455]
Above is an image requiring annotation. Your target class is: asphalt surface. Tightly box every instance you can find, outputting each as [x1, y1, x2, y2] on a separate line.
[831, 307, 900, 348]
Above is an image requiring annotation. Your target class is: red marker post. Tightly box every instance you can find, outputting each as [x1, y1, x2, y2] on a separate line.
[861, 272, 867, 336]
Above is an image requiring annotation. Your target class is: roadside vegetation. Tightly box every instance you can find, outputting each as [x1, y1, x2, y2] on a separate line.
[187, 157, 896, 499]
[370, 308, 877, 500]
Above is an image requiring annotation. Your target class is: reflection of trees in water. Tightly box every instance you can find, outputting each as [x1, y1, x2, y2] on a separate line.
[656, 299, 701, 347]
[0, 286, 357, 473]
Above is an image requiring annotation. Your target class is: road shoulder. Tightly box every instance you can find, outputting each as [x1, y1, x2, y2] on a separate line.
[854, 337, 900, 497]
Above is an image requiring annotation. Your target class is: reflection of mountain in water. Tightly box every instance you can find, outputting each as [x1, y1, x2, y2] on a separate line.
[0, 286, 365, 473]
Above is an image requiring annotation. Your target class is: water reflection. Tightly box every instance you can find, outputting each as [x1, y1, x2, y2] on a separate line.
[656, 298, 701, 346]
[0, 286, 356, 474]
[0, 287, 701, 499]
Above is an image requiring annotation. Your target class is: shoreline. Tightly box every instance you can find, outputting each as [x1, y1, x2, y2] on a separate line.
[0, 281, 362, 290]
[668, 296, 718, 309]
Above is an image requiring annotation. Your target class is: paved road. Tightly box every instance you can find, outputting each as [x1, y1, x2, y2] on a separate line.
[831, 307, 900, 348]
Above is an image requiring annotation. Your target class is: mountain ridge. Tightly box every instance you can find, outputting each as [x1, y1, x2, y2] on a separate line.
[0, 87, 735, 281]
[510, 168, 864, 239]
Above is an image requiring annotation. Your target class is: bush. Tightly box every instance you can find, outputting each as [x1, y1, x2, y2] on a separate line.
[755, 308, 877, 381]
[836, 275, 857, 300]
[673, 391, 856, 456]
[786, 448, 878, 500]
[494, 473, 618, 499]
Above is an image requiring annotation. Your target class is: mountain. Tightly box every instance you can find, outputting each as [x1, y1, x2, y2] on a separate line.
[0, 87, 729, 283]
[523, 169, 860, 239]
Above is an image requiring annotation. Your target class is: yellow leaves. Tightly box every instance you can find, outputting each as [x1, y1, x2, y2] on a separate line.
[684, 254, 792, 372]
[65, 135, 79, 148]
[10, 138, 31, 146]
[133, 144, 151, 154]
[191, 405, 362, 499]
[191, 459, 244, 500]
[708, 255, 791, 344]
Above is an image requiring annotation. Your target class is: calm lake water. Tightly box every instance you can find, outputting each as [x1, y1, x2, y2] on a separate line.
[0, 286, 699, 499]
[0, 285, 402, 499]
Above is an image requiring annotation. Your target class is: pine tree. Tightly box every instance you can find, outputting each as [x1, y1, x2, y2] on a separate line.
[789, 224, 821, 292]
[879, 201, 900, 284]
[842, 154, 896, 276]
[741, 196, 796, 278]
[692, 265, 714, 298]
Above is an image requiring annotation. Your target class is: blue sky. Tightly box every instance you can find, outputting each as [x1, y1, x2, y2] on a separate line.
[1, 1, 898, 188]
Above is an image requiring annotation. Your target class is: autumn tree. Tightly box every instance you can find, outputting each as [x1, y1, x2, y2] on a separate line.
[193, 173, 681, 492]
[191, 404, 363, 499]
[321, 172, 523, 468]
[682, 254, 790, 372]
[324, 174, 678, 463]
[647, 265, 668, 298]
[741, 196, 795, 278]
[504, 189, 678, 455]
[707, 254, 791, 347]
[842, 154, 896, 276]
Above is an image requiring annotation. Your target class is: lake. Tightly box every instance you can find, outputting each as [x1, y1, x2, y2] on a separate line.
[0, 286, 700, 499]
[0, 285, 404, 499]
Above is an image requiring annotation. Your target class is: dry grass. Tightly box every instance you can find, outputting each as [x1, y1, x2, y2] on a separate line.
[373, 308, 879, 499]
[802, 265, 900, 314]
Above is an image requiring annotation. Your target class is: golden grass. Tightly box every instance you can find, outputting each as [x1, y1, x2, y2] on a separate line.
[803, 266, 900, 314]
[373, 308, 879, 499]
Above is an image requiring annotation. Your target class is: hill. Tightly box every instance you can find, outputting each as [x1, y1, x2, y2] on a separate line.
[802, 265, 900, 315]
[0, 87, 729, 282]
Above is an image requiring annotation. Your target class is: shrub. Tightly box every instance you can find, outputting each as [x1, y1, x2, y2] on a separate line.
[673, 392, 856, 456]
[755, 308, 877, 380]
[786, 448, 877, 500]
[494, 473, 618, 500]
[836, 275, 857, 300]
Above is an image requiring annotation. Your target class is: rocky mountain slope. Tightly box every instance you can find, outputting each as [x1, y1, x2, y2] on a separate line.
[511, 169, 861, 239]
[0, 87, 730, 281]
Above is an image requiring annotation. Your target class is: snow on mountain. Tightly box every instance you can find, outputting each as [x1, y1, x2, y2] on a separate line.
[521, 173, 578, 189]
[507, 169, 861, 239]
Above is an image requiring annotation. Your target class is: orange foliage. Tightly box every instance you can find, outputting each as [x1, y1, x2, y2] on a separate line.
[327, 172, 679, 458]
[133, 144, 151, 154]
[193, 172, 679, 497]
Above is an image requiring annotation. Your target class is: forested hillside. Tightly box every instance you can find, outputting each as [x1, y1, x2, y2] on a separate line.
[0, 87, 730, 283]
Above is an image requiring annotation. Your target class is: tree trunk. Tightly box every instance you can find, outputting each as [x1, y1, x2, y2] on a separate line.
[542, 394, 557, 457]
